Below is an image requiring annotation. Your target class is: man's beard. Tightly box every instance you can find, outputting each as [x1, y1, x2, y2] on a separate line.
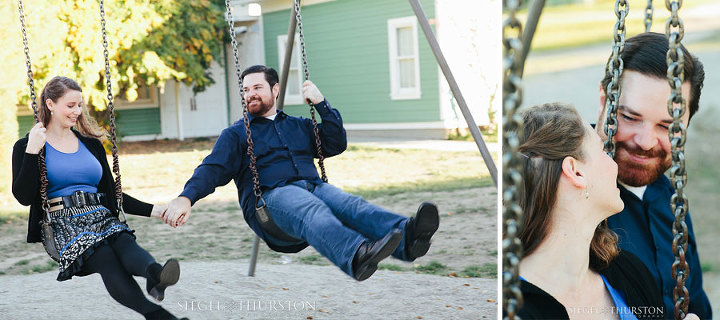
[247, 97, 273, 116]
[614, 140, 671, 187]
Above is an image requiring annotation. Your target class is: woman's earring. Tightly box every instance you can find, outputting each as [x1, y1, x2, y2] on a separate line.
[585, 189, 589, 199]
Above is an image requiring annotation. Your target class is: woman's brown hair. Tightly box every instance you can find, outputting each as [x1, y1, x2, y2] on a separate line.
[517, 103, 618, 270]
[39, 76, 105, 139]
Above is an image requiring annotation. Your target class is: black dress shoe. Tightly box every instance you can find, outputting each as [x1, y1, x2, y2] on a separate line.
[405, 202, 439, 260]
[143, 307, 188, 320]
[352, 229, 403, 281]
[147, 259, 181, 302]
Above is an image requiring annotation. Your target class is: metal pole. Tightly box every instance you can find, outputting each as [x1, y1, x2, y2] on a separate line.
[520, 0, 546, 77]
[408, 0, 498, 186]
[248, 235, 260, 276]
[277, 5, 298, 110]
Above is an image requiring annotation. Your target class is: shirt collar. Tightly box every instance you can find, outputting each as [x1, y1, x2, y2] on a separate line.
[247, 109, 285, 123]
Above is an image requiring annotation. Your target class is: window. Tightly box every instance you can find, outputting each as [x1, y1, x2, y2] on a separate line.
[115, 84, 159, 109]
[388, 16, 421, 100]
[277, 34, 303, 105]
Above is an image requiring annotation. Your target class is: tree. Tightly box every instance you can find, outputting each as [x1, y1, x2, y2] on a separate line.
[0, 0, 228, 198]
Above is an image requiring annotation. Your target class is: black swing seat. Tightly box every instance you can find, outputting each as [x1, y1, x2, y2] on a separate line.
[255, 206, 303, 243]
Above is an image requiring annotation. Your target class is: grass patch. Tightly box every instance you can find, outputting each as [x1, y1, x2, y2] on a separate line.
[346, 176, 492, 200]
[378, 264, 405, 272]
[298, 254, 329, 266]
[14, 259, 30, 266]
[0, 210, 27, 225]
[22, 260, 58, 275]
[414, 261, 448, 275]
[460, 263, 497, 278]
[447, 128, 497, 143]
[701, 262, 714, 273]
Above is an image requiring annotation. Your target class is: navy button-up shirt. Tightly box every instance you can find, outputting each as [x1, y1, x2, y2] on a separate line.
[607, 175, 712, 319]
[180, 99, 346, 252]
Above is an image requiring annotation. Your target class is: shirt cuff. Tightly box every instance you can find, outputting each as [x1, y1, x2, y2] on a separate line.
[314, 99, 332, 115]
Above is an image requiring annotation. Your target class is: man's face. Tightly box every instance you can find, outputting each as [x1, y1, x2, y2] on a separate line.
[600, 70, 691, 187]
[242, 72, 278, 117]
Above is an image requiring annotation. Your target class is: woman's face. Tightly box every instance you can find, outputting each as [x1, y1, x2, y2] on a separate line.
[580, 121, 624, 216]
[47, 90, 83, 129]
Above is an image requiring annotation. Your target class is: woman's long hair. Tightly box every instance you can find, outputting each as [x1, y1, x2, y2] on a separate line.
[517, 103, 618, 270]
[38, 76, 105, 139]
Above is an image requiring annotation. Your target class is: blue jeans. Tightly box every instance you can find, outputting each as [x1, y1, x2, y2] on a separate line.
[263, 180, 409, 277]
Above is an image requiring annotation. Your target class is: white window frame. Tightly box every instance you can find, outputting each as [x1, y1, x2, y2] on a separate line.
[277, 34, 304, 105]
[387, 16, 421, 100]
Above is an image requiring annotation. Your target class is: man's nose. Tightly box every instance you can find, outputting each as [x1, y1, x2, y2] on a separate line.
[633, 125, 659, 151]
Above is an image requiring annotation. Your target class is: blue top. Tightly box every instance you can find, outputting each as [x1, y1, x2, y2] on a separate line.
[608, 175, 711, 319]
[179, 99, 346, 251]
[45, 139, 102, 198]
[600, 274, 637, 320]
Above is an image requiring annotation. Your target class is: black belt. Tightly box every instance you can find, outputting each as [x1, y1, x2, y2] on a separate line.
[48, 191, 105, 212]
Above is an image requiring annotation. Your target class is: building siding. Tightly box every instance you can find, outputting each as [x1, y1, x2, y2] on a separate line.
[18, 108, 160, 138]
[263, 0, 440, 124]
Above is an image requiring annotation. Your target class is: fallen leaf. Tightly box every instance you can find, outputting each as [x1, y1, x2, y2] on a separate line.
[306, 317, 313, 320]
[318, 308, 329, 313]
[352, 300, 359, 304]
[463, 283, 470, 286]
[417, 317, 423, 319]
[321, 295, 329, 298]
[487, 299, 496, 303]
[449, 272, 458, 277]
[282, 288, 289, 291]
[445, 305, 451, 308]
[457, 307, 464, 310]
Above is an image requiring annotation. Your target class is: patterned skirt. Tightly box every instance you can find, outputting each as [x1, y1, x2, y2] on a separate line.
[42, 204, 132, 281]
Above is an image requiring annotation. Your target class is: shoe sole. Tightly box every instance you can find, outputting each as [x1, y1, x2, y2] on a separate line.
[355, 231, 403, 282]
[408, 202, 439, 260]
[150, 259, 180, 302]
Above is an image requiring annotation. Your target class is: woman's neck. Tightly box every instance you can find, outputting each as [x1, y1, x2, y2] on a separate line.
[45, 122, 75, 142]
[520, 206, 603, 294]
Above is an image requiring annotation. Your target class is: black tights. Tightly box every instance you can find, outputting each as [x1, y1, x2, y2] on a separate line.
[81, 232, 162, 315]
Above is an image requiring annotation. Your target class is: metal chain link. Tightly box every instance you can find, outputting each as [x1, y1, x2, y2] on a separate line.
[603, 0, 628, 157]
[645, 0, 654, 32]
[17, 0, 50, 216]
[665, 0, 690, 318]
[502, 0, 524, 318]
[293, 0, 327, 183]
[97, 0, 126, 220]
[224, 0, 262, 198]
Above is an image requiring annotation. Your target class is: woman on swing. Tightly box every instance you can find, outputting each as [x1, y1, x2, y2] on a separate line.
[513, 103, 700, 320]
[12, 76, 186, 320]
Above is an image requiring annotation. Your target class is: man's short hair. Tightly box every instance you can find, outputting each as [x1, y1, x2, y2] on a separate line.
[600, 32, 705, 120]
[241, 65, 280, 88]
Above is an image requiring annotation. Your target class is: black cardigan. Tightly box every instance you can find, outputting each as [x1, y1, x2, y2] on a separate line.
[516, 250, 665, 319]
[12, 129, 152, 243]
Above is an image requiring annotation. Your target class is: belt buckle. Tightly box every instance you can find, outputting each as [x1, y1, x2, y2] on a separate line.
[72, 190, 87, 208]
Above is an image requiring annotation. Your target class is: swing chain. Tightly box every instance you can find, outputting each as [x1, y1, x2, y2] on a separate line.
[224, 0, 262, 198]
[17, 0, 51, 217]
[603, 0, 628, 158]
[293, 0, 327, 183]
[502, 0, 524, 318]
[665, 0, 690, 318]
[644, 0, 654, 32]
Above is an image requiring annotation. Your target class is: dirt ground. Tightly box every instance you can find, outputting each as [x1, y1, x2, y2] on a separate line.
[0, 138, 497, 319]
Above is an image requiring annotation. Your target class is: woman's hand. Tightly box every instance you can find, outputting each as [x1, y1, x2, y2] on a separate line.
[151, 204, 168, 219]
[685, 313, 700, 320]
[25, 122, 47, 154]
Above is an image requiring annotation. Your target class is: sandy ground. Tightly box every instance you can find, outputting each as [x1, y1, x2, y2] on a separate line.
[0, 261, 496, 319]
[0, 181, 497, 319]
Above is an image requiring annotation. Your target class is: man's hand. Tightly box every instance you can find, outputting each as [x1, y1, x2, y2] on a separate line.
[163, 197, 192, 228]
[302, 80, 324, 105]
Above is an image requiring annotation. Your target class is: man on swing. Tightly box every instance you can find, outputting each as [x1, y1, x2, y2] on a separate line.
[597, 32, 711, 318]
[162, 65, 439, 281]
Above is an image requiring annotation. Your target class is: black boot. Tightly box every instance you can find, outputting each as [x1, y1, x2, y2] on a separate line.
[405, 202, 439, 261]
[146, 259, 180, 302]
[352, 229, 403, 281]
[144, 307, 188, 320]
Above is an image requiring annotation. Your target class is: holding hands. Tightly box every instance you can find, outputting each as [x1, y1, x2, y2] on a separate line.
[158, 196, 192, 228]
